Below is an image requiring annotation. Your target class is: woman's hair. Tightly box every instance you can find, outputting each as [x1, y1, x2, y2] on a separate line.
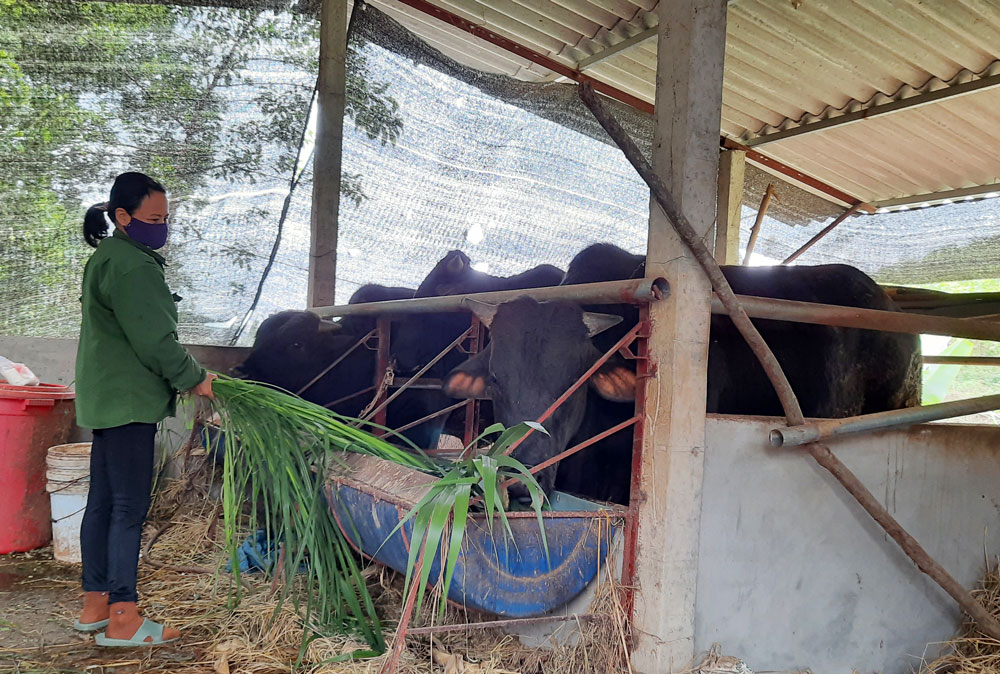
[83, 172, 167, 248]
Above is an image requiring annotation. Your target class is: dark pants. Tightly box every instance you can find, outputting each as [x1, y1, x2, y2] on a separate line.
[80, 422, 157, 604]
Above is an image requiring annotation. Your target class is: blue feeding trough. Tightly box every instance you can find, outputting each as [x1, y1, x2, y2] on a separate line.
[326, 453, 621, 618]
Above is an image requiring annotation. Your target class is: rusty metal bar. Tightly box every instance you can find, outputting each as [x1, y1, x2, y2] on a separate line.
[372, 317, 391, 429]
[579, 81, 1000, 641]
[771, 394, 1000, 448]
[712, 294, 1000, 342]
[389, 400, 468, 436]
[503, 323, 646, 457]
[923, 355, 1000, 366]
[405, 613, 598, 636]
[312, 278, 668, 318]
[362, 327, 474, 423]
[743, 183, 774, 265]
[297, 328, 375, 396]
[524, 416, 640, 479]
[782, 203, 864, 264]
[622, 309, 651, 620]
[323, 385, 375, 410]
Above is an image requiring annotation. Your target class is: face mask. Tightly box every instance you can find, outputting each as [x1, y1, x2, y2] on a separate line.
[125, 217, 169, 250]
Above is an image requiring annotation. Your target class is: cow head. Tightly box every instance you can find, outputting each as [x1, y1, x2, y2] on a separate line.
[236, 310, 349, 396]
[443, 297, 634, 497]
[393, 250, 482, 374]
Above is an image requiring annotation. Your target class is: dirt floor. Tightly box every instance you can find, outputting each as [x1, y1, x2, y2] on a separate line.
[0, 496, 633, 674]
[0, 547, 207, 673]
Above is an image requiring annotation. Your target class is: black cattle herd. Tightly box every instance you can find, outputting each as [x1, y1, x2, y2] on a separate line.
[236, 243, 921, 505]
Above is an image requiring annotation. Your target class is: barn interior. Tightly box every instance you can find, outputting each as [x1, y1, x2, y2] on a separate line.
[2, 0, 1000, 672]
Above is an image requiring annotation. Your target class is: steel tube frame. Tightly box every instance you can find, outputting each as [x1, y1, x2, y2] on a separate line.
[312, 278, 668, 318]
[297, 328, 375, 396]
[712, 294, 1000, 342]
[771, 393, 1000, 448]
[782, 203, 864, 265]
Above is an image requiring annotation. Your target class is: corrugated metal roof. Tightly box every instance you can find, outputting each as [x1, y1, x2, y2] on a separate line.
[369, 0, 1000, 206]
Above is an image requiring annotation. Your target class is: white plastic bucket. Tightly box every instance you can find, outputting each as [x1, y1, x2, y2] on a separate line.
[46, 442, 91, 563]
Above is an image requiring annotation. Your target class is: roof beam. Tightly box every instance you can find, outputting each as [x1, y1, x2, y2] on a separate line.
[873, 182, 1000, 210]
[577, 26, 657, 71]
[745, 72, 1000, 147]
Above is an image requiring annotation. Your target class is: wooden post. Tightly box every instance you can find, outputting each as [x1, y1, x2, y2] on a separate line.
[715, 149, 745, 265]
[308, 0, 347, 309]
[632, 0, 727, 670]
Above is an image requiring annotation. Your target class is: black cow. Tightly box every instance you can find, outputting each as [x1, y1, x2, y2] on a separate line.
[391, 250, 566, 375]
[445, 244, 921, 504]
[237, 285, 451, 450]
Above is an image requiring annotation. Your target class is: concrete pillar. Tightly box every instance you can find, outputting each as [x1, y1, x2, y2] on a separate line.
[715, 149, 745, 265]
[632, 0, 728, 670]
[308, 0, 347, 309]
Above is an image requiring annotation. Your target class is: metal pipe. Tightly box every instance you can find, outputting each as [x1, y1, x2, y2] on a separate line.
[311, 278, 669, 318]
[389, 400, 467, 436]
[923, 355, 1000, 366]
[512, 416, 640, 485]
[361, 327, 474, 423]
[297, 328, 375, 396]
[323, 384, 374, 410]
[743, 183, 774, 265]
[712, 294, 1000, 342]
[782, 203, 863, 264]
[771, 394, 1000, 448]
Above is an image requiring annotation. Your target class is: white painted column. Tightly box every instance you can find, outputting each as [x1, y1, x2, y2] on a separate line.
[308, 0, 347, 309]
[715, 149, 745, 265]
[632, 0, 728, 670]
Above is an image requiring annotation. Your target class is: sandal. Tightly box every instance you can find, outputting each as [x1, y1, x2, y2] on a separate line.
[74, 617, 110, 632]
[95, 618, 180, 647]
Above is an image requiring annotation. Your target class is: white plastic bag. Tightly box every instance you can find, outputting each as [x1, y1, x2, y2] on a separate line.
[0, 356, 40, 386]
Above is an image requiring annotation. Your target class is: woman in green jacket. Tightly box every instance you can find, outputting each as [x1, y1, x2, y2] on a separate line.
[75, 172, 215, 646]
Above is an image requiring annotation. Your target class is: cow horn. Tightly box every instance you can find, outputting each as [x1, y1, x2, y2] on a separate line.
[582, 312, 623, 337]
[317, 319, 343, 333]
[464, 300, 497, 328]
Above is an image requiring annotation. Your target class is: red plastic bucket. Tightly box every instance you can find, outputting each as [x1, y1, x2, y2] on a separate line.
[0, 383, 76, 554]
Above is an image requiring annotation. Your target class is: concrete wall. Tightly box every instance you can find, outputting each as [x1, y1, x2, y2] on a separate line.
[697, 415, 1000, 673]
[0, 337, 247, 468]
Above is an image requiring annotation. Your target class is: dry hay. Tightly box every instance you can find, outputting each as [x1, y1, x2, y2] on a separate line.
[921, 560, 1000, 674]
[7, 467, 631, 674]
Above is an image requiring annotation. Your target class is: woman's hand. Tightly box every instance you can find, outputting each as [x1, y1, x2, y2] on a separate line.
[192, 372, 218, 400]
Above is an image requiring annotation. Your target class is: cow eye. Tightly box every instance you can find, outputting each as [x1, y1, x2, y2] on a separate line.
[292, 342, 303, 349]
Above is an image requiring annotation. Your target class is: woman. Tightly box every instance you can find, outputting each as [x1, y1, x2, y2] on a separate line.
[74, 172, 216, 646]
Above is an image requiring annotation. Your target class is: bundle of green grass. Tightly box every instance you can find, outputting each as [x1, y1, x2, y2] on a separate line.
[211, 377, 548, 662]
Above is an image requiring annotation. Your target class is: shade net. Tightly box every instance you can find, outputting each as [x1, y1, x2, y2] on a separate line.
[2, 0, 998, 347]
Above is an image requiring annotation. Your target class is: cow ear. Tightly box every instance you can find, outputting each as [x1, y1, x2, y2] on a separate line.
[463, 300, 497, 328]
[582, 312, 623, 337]
[443, 347, 491, 399]
[590, 362, 636, 402]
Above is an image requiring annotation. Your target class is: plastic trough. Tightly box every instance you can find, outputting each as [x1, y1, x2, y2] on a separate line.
[326, 453, 621, 618]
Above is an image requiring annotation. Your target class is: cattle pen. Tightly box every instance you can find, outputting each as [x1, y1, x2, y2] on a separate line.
[3, 1, 1000, 673]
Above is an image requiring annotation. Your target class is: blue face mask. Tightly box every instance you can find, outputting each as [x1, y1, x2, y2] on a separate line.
[125, 217, 169, 250]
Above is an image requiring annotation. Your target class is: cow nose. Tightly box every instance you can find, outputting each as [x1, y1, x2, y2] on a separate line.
[231, 364, 247, 378]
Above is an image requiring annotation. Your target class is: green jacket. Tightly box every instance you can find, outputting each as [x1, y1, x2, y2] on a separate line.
[75, 230, 205, 429]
